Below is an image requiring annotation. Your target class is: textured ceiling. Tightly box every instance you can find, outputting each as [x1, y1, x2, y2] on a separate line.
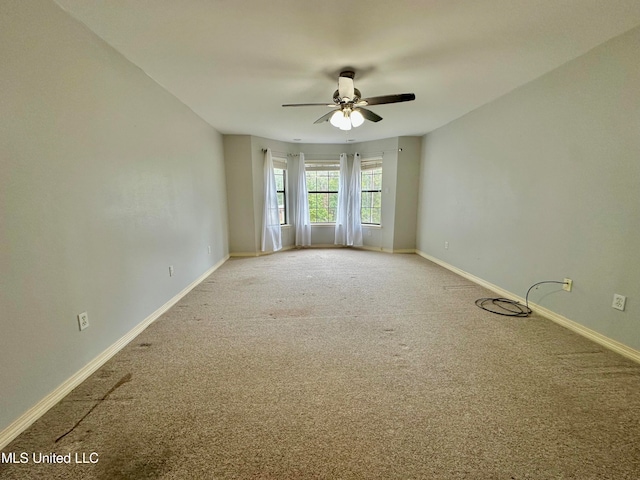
[54, 0, 640, 144]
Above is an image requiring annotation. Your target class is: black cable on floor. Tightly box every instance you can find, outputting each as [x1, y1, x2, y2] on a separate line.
[475, 280, 568, 317]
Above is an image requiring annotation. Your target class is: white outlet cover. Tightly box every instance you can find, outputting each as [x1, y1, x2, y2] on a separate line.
[612, 294, 626, 311]
[78, 311, 89, 331]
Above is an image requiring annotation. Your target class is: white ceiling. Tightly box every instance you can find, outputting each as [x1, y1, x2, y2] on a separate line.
[55, 0, 640, 144]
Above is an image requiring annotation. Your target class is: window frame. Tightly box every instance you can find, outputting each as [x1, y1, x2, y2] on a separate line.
[360, 160, 382, 225]
[305, 162, 340, 224]
[273, 157, 288, 225]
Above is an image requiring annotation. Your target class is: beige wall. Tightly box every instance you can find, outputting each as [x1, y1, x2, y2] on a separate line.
[223, 135, 256, 254]
[416, 26, 640, 351]
[0, 0, 229, 432]
[394, 137, 422, 251]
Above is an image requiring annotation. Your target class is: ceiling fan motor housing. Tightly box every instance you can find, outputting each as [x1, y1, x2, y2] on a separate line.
[333, 88, 361, 104]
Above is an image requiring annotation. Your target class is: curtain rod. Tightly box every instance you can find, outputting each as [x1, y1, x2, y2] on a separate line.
[261, 149, 289, 157]
[261, 149, 388, 158]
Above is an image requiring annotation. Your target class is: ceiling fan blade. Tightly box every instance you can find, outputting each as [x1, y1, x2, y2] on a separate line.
[314, 109, 339, 124]
[359, 93, 415, 106]
[282, 103, 336, 107]
[358, 108, 383, 123]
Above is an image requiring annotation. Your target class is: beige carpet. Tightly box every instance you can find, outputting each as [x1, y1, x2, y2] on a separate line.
[1, 249, 639, 479]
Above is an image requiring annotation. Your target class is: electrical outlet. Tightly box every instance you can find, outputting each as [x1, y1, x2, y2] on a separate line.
[169, 266, 174, 277]
[78, 312, 89, 331]
[444, 241, 449, 250]
[612, 294, 626, 311]
[563, 278, 573, 292]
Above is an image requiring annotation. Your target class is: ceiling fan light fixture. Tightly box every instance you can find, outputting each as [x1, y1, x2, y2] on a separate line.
[339, 115, 352, 131]
[329, 110, 344, 128]
[350, 109, 365, 128]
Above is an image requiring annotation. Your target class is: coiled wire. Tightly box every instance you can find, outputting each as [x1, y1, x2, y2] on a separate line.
[475, 281, 568, 317]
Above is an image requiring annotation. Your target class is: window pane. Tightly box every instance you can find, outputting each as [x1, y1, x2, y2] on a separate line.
[328, 171, 339, 190]
[329, 192, 338, 210]
[306, 171, 316, 191]
[362, 191, 371, 209]
[317, 172, 328, 191]
[361, 207, 370, 224]
[361, 171, 371, 190]
[274, 169, 284, 191]
[373, 169, 382, 189]
[309, 193, 330, 222]
[372, 208, 381, 224]
[308, 193, 317, 222]
[372, 191, 381, 208]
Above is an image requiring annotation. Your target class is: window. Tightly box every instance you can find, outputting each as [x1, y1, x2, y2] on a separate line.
[306, 164, 339, 223]
[361, 161, 382, 225]
[273, 159, 287, 225]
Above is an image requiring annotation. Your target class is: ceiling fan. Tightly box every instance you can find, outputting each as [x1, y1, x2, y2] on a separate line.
[282, 70, 415, 131]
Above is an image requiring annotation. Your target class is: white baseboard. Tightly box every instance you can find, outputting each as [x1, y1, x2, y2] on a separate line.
[415, 250, 640, 364]
[0, 255, 229, 450]
[358, 245, 384, 252]
[374, 247, 416, 254]
[231, 245, 416, 255]
[230, 246, 296, 257]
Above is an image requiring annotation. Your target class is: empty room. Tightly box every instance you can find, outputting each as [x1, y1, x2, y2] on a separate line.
[1, 1, 639, 478]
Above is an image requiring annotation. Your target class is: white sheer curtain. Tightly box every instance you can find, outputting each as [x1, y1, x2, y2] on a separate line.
[334, 153, 349, 245]
[348, 152, 363, 246]
[261, 148, 282, 252]
[335, 152, 363, 246]
[294, 152, 311, 246]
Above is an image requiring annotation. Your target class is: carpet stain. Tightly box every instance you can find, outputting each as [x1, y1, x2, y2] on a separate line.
[55, 373, 133, 443]
[238, 275, 260, 285]
[139, 343, 152, 348]
[555, 350, 603, 358]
